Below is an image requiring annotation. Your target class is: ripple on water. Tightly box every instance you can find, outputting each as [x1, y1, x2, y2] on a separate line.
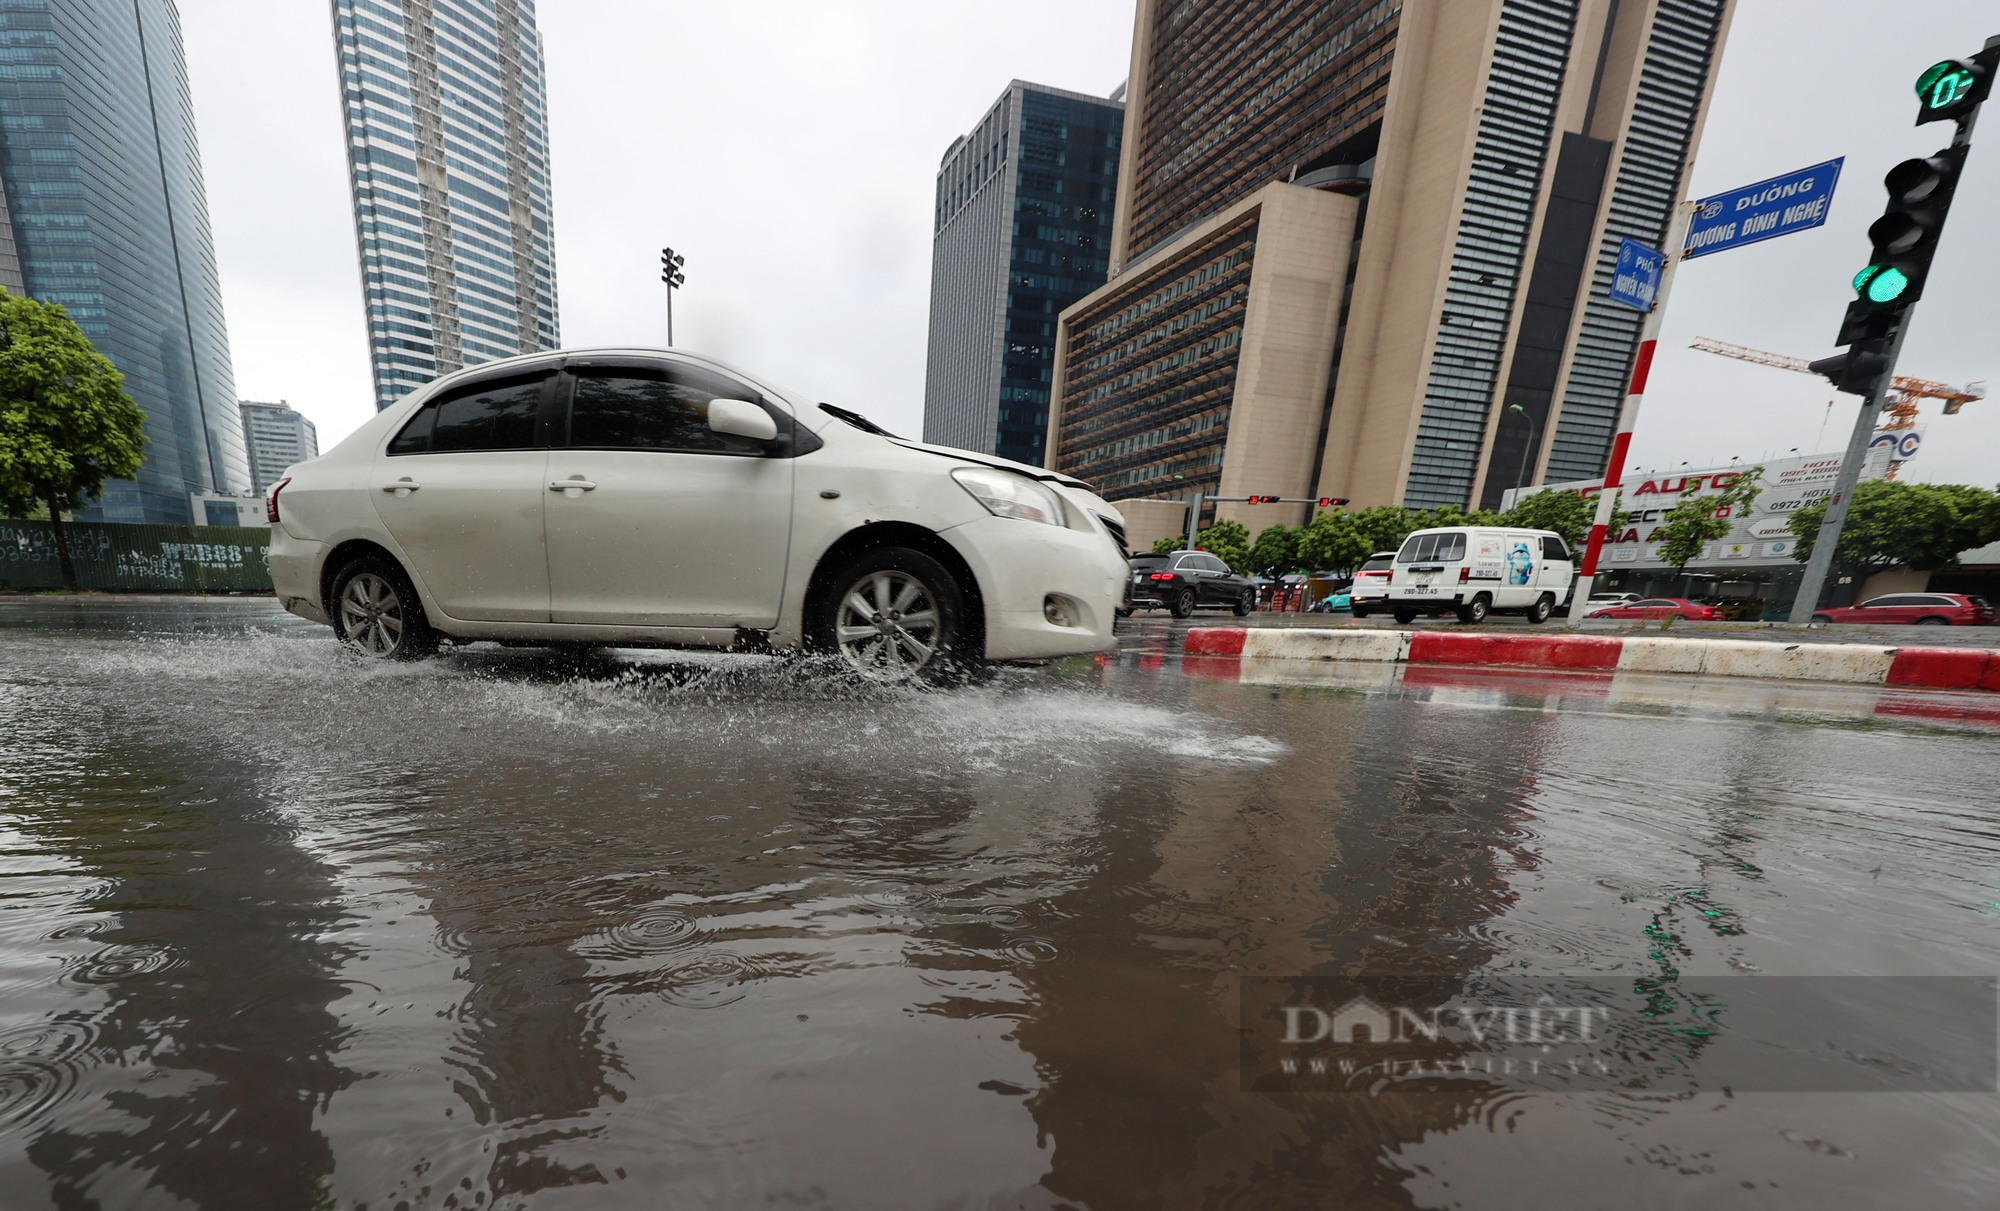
[653, 952, 760, 1009]
[576, 907, 702, 960]
[61, 942, 178, 988]
[0, 1019, 96, 1127]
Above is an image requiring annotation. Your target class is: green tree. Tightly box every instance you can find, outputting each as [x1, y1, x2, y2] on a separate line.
[1349, 505, 1419, 557]
[0, 291, 146, 590]
[1656, 466, 1763, 581]
[1247, 524, 1300, 576]
[1296, 509, 1371, 573]
[1499, 489, 1593, 549]
[1786, 479, 2000, 581]
[1151, 535, 1180, 555]
[1194, 518, 1252, 573]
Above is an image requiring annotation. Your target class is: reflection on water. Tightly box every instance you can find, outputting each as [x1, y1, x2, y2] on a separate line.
[1, 609, 1999, 1208]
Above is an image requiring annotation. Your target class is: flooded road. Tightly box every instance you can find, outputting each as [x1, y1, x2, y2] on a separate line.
[3, 601, 1999, 1209]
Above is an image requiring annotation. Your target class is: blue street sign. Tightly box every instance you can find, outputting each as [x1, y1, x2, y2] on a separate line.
[1607, 238, 1664, 311]
[1683, 158, 1844, 259]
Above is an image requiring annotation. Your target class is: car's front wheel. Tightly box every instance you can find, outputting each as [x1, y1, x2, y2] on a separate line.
[1232, 589, 1254, 617]
[330, 555, 437, 660]
[816, 547, 968, 683]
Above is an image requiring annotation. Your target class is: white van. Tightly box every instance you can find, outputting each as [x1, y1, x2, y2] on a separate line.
[1384, 527, 1575, 624]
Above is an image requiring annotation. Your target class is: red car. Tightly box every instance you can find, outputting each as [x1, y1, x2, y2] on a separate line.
[1586, 597, 1723, 621]
[1811, 593, 1997, 626]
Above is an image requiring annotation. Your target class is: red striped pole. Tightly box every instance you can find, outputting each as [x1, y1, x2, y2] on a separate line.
[1571, 201, 1696, 617]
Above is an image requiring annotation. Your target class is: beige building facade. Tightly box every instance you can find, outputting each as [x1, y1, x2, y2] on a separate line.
[1049, 0, 1735, 533]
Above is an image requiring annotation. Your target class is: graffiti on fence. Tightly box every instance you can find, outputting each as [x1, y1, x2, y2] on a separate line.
[0, 521, 272, 591]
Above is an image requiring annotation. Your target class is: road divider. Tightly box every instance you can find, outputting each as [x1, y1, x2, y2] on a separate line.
[1180, 628, 2000, 692]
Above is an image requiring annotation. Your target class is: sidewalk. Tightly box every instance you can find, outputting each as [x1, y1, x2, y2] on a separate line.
[1181, 626, 2000, 692]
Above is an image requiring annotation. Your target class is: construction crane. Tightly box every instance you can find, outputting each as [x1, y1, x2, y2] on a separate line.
[1690, 336, 1984, 429]
[1689, 337, 1984, 479]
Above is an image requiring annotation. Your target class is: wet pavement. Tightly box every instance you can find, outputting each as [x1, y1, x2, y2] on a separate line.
[3, 600, 2000, 1208]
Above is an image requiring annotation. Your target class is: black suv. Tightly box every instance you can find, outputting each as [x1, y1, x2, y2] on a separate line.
[1125, 551, 1256, 618]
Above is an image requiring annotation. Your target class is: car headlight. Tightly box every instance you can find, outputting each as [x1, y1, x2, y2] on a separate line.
[951, 467, 1067, 527]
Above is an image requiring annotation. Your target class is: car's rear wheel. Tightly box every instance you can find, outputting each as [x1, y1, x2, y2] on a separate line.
[1525, 594, 1554, 625]
[1232, 589, 1254, 617]
[816, 547, 968, 683]
[330, 555, 437, 660]
[1350, 606, 1370, 619]
[1456, 594, 1490, 625]
[1916, 616, 1950, 625]
[1171, 588, 1197, 618]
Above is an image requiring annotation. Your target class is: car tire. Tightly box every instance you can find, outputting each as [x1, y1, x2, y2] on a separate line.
[1232, 589, 1254, 617]
[1811, 614, 1834, 625]
[330, 554, 438, 661]
[813, 546, 970, 684]
[1455, 595, 1490, 625]
[1392, 609, 1417, 625]
[1525, 594, 1554, 625]
[1171, 588, 1197, 619]
[1350, 606, 1369, 619]
[1916, 617, 1950, 626]
[1115, 606, 1134, 619]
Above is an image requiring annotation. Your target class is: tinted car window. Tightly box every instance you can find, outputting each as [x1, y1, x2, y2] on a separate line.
[387, 374, 548, 455]
[431, 377, 547, 452]
[1129, 554, 1172, 570]
[569, 367, 766, 455]
[1203, 556, 1232, 574]
[1396, 533, 1466, 562]
[1541, 535, 1570, 560]
[1632, 600, 1674, 608]
[1862, 596, 1913, 608]
[1358, 556, 1394, 573]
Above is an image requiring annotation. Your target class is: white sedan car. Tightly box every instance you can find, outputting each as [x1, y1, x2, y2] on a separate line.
[266, 348, 1129, 681]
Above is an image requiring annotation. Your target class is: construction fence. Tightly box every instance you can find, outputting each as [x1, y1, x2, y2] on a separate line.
[0, 520, 273, 593]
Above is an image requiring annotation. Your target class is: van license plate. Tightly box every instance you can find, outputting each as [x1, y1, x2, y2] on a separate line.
[1405, 587, 1438, 596]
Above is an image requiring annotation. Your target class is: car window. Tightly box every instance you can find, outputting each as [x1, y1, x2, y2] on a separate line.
[1396, 533, 1465, 563]
[1207, 556, 1233, 574]
[389, 374, 549, 455]
[1129, 554, 1171, 570]
[1862, 596, 1911, 608]
[1920, 595, 1961, 606]
[568, 366, 767, 455]
[1541, 535, 1570, 560]
[1359, 556, 1394, 573]
[1632, 600, 1673, 608]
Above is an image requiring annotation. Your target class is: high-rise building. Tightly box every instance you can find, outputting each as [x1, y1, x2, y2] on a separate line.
[331, 0, 559, 412]
[239, 400, 320, 493]
[0, 0, 247, 524]
[922, 81, 1123, 466]
[1048, 0, 1734, 532]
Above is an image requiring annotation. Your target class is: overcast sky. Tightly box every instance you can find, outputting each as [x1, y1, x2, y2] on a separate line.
[184, 0, 2000, 488]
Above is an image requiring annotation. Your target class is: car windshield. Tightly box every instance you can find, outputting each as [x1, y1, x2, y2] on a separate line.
[818, 402, 901, 438]
[1359, 556, 1393, 573]
[1395, 532, 1467, 563]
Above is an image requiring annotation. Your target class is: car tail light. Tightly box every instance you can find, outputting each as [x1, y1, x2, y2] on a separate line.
[266, 476, 290, 524]
[1149, 573, 1174, 581]
[1459, 567, 1470, 583]
[1384, 571, 1394, 584]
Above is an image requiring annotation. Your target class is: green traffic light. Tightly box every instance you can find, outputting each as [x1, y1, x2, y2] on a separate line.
[1853, 263, 1911, 304]
[1917, 60, 1977, 112]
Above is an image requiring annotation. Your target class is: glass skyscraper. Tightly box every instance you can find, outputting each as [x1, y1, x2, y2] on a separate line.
[0, 0, 247, 524]
[922, 81, 1123, 466]
[332, 0, 559, 412]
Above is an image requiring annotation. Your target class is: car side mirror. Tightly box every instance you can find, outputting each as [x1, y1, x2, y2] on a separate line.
[709, 398, 778, 443]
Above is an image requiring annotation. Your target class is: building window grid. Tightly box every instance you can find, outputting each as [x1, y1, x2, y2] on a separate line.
[1405, 0, 1578, 509]
[1546, 0, 1724, 483]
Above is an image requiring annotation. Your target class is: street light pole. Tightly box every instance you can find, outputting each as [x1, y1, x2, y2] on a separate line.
[1507, 403, 1539, 495]
[660, 247, 686, 346]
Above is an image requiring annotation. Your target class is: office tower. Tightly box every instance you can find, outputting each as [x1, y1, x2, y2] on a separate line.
[331, 0, 559, 412]
[922, 81, 1123, 465]
[239, 400, 320, 493]
[0, 0, 247, 524]
[1048, 0, 1734, 527]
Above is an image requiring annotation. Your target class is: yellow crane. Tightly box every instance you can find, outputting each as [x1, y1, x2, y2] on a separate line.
[1689, 336, 1984, 479]
[1689, 336, 1984, 429]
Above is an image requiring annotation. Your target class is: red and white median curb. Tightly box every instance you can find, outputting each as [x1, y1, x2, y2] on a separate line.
[1181, 628, 2000, 692]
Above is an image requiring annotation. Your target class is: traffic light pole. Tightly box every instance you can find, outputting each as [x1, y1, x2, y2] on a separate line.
[1181, 493, 1347, 549]
[1786, 318, 1911, 621]
[1570, 200, 1697, 623]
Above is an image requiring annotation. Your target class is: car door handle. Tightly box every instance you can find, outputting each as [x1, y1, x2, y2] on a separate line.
[549, 479, 597, 492]
[381, 479, 420, 493]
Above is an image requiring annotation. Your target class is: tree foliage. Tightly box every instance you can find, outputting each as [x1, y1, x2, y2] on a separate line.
[1655, 466, 1763, 574]
[1247, 524, 1300, 576]
[1194, 518, 1252, 573]
[0, 290, 146, 589]
[1787, 479, 2000, 573]
[1498, 489, 1594, 549]
[1297, 510, 1371, 573]
[1151, 535, 1180, 555]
